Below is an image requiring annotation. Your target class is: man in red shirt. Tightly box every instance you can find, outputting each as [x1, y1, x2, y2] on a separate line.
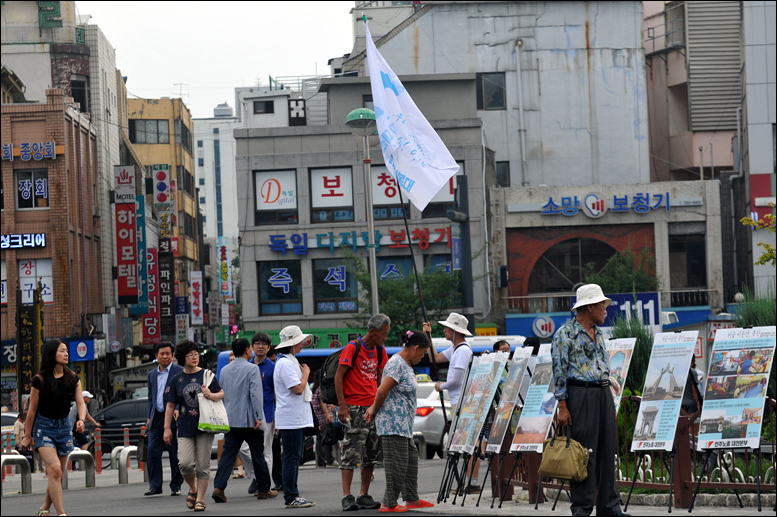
[335, 314, 390, 511]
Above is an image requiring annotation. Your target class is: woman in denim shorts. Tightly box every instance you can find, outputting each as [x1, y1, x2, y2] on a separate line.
[22, 339, 87, 517]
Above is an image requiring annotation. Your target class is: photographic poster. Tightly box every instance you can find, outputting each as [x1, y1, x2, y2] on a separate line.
[445, 355, 479, 451]
[631, 331, 698, 452]
[697, 326, 775, 450]
[510, 344, 557, 453]
[449, 351, 509, 455]
[486, 347, 533, 453]
[606, 337, 636, 415]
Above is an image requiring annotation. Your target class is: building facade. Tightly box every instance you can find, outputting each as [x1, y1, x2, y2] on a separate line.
[236, 74, 490, 337]
[1, 89, 102, 408]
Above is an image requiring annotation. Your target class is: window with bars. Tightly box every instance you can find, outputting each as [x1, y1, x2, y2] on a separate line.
[129, 119, 170, 144]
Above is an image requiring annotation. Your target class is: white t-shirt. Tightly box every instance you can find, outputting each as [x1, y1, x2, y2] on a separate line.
[273, 355, 314, 430]
[442, 342, 472, 405]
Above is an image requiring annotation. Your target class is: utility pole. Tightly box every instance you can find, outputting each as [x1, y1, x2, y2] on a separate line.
[446, 175, 475, 335]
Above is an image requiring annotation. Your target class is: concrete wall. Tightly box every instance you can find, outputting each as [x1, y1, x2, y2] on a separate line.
[371, 1, 650, 188]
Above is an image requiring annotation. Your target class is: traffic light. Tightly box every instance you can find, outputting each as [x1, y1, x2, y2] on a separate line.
[230, 325, 238, 335]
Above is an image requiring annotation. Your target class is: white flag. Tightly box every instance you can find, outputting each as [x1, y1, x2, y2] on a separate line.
[365, 20, 460, 212]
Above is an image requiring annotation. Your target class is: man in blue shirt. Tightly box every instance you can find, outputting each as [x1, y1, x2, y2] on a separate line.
[145, 342, 184, 496]
[212, 338, 275, 503]
[238, 331, 278, 495]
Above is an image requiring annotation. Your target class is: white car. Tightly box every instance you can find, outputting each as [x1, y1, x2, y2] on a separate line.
[414, 380, 452, 459]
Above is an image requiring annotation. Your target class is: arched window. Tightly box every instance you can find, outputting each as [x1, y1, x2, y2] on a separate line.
[528, 237, 617, 295]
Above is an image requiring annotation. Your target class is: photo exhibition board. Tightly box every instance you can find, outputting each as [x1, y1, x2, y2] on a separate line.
[697, 326, 775, 450]
[606, 337, 637, 415]
[510, 344, 557, 453]
[631, 331, 698, 452]
[485, 347, 533, 454]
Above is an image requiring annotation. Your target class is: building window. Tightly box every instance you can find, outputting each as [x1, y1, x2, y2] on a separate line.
[371, 165, 408, 220]
[198, 158, 204, 167]
[314, 259, 357, 313]
[254, 170, 298, 225]
[202, 215, 206, 224]
[197, 140, 203, 148]
[175, 119, 192, 154]
[128, 119, 170, 144]
[363, 95, 374, 111]
[199, 178, 205, 186]
[200, 197, 206, 204]
[16, 170, 49, 209]
[258, 260, 302, 315]
[669, 235, 707, 289]
[213, 127, 219, 134]
[18, 258, 54, 304]
[377, 256, 413, 281]
[496, 161, 510, 187]
[179, 210, 196, 241]
[422, 165, 463, 219]
[177, 166, 195, 198]
[70, 75, 89, 113]
[310, 167, 354, 223]
[476, 72, 506, 110]
[253, 101, 275, 114]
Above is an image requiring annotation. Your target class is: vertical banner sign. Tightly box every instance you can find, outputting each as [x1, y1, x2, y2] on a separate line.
[218, 236, 231, 297]
[190, 271, 203, 325]
[606, 338, 636, 415]
[114, 166, 138, 305]
[486, 347, 533, 453]
[152, 164, 172, 209]
[209, 295, 219, 327]
[175, 314, 189, 345]
[129, 196, 148, 315]
[221, 303, 229, 326]
[510, 344, 558, 453]
[142, 249, 161, 345]
[228, 302, 236, 326]
[450, 352, 509, 454]
[158, 252, 175, 336]
[631, 331, 698, 452]
[697, 326, 775, 451]
[451, 223, 462, 271]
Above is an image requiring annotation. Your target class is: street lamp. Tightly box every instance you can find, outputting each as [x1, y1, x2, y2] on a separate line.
[346, 108, 380, 314]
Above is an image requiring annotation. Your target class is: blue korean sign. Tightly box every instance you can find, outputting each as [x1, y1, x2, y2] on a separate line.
[175, 296, 189, 315]
[69, 338, 94, 362]
[571, 292, 662, 328]
[130, 196, 149, 315]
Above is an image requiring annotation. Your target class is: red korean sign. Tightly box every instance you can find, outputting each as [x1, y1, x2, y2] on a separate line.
[115, 203, 139, 305]
[190, 271, 203, 325]
[142, 248, 161, 345]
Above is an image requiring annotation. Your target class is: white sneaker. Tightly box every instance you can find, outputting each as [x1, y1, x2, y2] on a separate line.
[286, 496, 315, 508]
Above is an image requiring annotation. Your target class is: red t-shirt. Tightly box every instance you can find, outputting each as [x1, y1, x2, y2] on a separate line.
[339, 338, 389, 406]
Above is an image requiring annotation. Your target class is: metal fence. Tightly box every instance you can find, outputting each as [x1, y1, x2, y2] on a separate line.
[1, 25, 85, 46]
[505, 289, 719, 314]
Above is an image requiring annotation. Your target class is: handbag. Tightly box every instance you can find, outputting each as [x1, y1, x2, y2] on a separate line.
[137, 433, 148, 462]
[537, 425, 589, 482]
[320, 422, 339, 446]
[304, 403, 319, 437]
[197, 369, 230, 434]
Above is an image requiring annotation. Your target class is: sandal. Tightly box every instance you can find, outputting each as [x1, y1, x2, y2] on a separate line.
[194, 501, 206, 511]
[185, 491, 197, 509]
[38, 509, 50, 516]
[232, 473, 245, 479]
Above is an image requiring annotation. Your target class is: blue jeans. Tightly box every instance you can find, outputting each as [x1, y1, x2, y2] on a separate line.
[213, 428, 270, 492]
[147, 411, 183, 492]
[33, 415, 73, 456]
[280, 429, 304, 504]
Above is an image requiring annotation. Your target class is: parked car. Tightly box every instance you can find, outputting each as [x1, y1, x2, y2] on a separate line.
[2, 411, 19, 433]
[87, 398, 148, 450]
[414, 380, 451, 459]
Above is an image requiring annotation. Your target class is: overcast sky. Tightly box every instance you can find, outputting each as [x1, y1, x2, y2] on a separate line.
[75, 1, 356, 119]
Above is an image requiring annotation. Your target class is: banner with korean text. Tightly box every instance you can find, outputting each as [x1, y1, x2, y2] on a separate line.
[190, 271, 203, 325]
[631, 331, 698, 452]
[365, 19, 460, 211]
[218, 236, 231, 297]
[114, 166, 138, 305]
[158, 252, 175, 336]
[129, 195, 148, 315]
[142, 249, 160, 345]
[698, 326, 775, 451]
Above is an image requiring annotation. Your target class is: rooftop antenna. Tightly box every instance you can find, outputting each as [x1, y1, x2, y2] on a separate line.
[173, 83, 189, 98]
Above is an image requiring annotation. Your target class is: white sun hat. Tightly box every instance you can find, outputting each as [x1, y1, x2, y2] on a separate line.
[275, 325, 312, 350]
[571, 284, 612, 311]
[81, 390, 93, 399]
[437, 312, 472, 337]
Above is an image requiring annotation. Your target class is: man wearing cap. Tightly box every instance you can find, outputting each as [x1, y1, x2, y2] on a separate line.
[274, 326, 316, 508]
[69, 390, 99, 450]
[336, 314, 390, 511]
[145, 341, 184, 496]
[552, 284, 628, 517]
[425, 312, 476, 491]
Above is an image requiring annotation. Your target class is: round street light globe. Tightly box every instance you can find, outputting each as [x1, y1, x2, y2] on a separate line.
[346, 108, 377, 137]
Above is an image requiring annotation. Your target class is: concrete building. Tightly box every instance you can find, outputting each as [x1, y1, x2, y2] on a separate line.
[343, 1, 650, 189]
[741, 1, 776, 295]
[1, 89, 102, 406]
[236, 74, 490, 338]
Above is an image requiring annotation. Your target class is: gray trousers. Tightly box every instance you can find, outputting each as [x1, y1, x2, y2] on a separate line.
[567, 385, 622, 516]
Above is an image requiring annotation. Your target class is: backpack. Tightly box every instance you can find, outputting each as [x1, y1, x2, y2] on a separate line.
[319, 339, 383, 405]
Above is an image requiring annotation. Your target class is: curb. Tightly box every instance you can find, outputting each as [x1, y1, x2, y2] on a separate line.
[544, 489, 777, 507]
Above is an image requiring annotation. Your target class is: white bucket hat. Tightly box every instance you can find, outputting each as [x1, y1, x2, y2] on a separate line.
[275, 325, 312, 350]
[571, 284, 612, 311]
[437, 312, 472, 337]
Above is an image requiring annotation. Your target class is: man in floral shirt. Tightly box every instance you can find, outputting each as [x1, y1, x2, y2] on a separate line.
[552, 284, 628, 517]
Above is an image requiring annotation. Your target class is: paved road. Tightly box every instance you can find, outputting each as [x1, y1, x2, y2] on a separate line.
[1, 457, 769, 515]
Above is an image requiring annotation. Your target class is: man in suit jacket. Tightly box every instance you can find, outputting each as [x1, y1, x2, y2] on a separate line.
[211, 338, 276, 503]
[145, 341, 184, 496]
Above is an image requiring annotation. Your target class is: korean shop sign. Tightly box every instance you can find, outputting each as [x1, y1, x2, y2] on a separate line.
[2, 142, 63, 161]
[256, 170, 297, 211]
